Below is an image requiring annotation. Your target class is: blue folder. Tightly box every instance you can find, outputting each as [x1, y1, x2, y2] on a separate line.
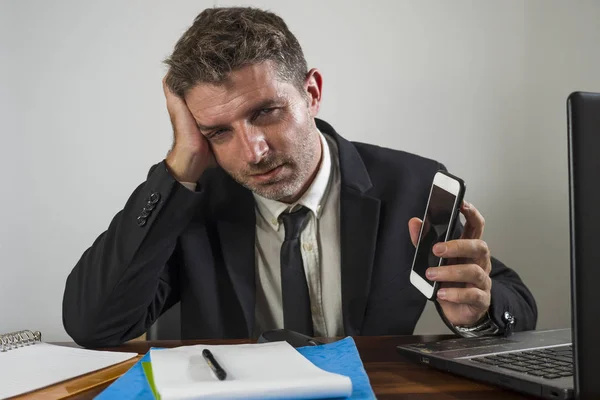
[95, 336, 375, 399]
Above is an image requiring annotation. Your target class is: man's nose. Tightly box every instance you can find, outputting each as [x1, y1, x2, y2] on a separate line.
[239, 126, 268, 164]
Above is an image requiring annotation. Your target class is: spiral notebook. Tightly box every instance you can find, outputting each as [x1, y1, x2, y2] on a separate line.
[0, 329, 137, 399]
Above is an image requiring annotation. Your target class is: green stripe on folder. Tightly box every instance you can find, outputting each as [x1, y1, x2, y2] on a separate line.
[142, 361, 160, 400]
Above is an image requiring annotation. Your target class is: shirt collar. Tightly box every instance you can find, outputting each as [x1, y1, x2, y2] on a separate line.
[254, 130, 332, 228]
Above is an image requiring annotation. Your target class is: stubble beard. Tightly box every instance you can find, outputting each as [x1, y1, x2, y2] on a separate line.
[231, 124, 319, 202]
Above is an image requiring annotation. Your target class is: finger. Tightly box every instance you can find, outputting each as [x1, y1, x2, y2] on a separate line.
[433, 238, 490, 261]
[162, 77, 194, 131]
[408, 218, 422, 247]
[162, 75, 186, 106]
[437, 287, 490, 308]
[162, 75, 173, 97]
[460, 201, 485, 239]
[427, 264, 491, 291]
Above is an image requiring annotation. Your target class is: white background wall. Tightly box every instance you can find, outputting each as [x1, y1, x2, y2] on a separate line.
[1, 0, 599, 341]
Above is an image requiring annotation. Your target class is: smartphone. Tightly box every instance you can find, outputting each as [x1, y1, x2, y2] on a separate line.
[410, 170, 466, 300]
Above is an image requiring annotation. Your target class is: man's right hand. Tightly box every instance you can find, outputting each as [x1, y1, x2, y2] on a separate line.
[163, 76, 215, 183]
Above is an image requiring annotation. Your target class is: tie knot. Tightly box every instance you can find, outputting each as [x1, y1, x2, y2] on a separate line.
[279, 206, 311, 240]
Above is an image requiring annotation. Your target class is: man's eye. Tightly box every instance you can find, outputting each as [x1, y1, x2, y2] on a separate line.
[208, 129, 228, 138]
[259, 108, 275, 115]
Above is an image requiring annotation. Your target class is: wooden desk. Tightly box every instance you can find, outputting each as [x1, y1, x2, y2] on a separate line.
[47, 335, 537, 400]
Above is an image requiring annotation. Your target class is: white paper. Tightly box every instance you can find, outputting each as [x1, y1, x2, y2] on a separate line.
[150, 341, 352, 400]
[0, 342, 137, 399]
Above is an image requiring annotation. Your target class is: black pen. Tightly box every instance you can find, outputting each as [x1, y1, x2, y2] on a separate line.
[202, 349, 227, 381]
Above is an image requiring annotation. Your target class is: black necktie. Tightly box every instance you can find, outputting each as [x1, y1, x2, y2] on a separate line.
[279, 206, 313, 336]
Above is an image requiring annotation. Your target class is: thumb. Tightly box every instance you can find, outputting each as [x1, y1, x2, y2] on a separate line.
[408, 218, 422, 248]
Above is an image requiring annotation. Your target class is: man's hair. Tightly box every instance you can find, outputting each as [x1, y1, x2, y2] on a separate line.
[164, 7, 308, 97]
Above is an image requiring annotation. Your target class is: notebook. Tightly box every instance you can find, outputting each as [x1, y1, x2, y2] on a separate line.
[149, 340, 353, 399]
[0, 329, 138, 399]
[97, 336, 375, 400]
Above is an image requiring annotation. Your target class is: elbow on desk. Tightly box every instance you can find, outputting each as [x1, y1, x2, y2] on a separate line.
[62, 265, 134, 348]
[62, 294, 135, 349]
[62, 311, 137, 349]
[62, 307, 113, 348]
[61, 279, 104, 348]
[62, 314, 97, 348]
[62, 282, 151, 348]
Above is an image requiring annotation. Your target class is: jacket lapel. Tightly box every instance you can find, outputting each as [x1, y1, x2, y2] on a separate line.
[316, 119, 381, 336]
[339, 186, 380, 335]
[211, 171, 257, 337]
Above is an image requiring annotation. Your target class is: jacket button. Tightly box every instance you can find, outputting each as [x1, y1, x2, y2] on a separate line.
[149, 192, 161, 204]
[137, 216, 147, 227]
[145, 202, 156, 211]
[140, 208, 151, 218]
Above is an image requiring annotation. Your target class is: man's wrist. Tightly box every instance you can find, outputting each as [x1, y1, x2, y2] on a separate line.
[180, 181, 197, 192]
[165, 149, 206, 183]
[453, 311, 500, 337]
[457, 311, 490, 329]
[163, 158, 200, 192]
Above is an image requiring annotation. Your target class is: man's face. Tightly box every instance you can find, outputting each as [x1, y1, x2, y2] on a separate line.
[184, 62, 322, 203]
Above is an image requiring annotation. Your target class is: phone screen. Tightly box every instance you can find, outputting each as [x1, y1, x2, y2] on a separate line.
[413, 185, 458, 284]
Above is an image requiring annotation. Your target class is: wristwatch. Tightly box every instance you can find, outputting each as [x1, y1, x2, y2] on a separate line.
[435, 301, 515, 338]
[452, 312, 500, 338]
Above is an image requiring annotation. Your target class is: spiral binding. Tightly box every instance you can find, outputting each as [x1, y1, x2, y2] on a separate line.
[0, 330, 42, 352]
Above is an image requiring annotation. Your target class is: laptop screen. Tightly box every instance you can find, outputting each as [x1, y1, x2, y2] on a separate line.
[567, 91, 600, 398]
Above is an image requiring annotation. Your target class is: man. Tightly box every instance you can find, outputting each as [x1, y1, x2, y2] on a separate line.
[62, 7, 537, 347]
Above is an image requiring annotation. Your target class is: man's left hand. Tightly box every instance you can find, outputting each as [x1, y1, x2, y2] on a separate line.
[409, 201, 492, 326]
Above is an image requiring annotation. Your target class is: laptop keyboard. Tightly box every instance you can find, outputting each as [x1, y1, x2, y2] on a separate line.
[470, 345, 573, 380]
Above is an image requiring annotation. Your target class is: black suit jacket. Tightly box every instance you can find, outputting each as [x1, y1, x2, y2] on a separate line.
[62, 119, 537, 347]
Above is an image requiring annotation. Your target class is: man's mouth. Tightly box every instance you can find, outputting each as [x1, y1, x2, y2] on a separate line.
[251, 165, 280, 176]
[250, 165, 284, 182]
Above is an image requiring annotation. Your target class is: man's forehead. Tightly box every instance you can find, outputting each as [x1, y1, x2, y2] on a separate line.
[185, 79, 283, 111]
[184, 73, 298, 127]
[185, 63, 285, 107]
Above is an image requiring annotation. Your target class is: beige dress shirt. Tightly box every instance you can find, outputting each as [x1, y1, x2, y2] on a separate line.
[252, 132, 343, 338]
[182, 131, 343, 338]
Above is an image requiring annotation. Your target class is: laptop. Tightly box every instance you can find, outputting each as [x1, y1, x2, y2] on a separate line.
[396, 91, 600, 400]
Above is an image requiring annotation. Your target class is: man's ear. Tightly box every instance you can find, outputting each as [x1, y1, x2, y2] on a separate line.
[304, 68, 322, 117]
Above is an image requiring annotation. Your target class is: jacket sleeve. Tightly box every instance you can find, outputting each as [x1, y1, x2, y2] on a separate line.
[486, 256, 538, 332]
[62, 161, 204, 348]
